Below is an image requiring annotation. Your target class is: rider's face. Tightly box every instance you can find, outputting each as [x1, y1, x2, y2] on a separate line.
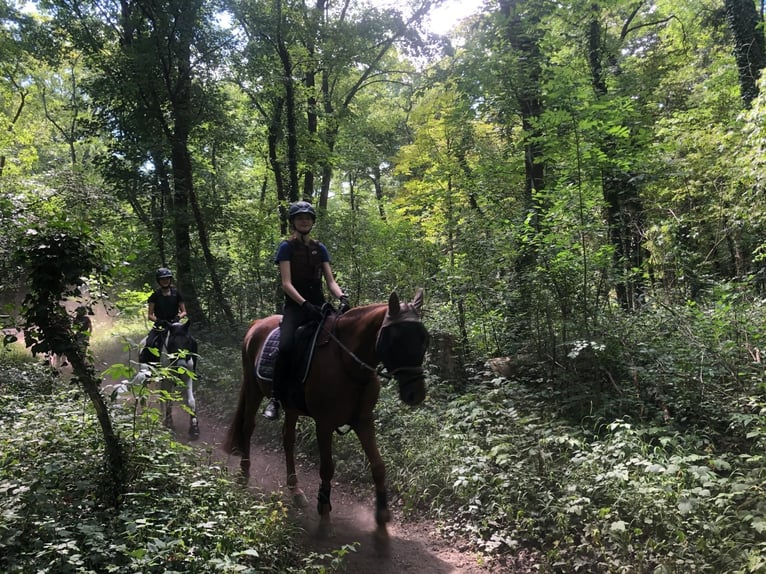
[293, 214, 314, 232]
[159, 277, 171, 287]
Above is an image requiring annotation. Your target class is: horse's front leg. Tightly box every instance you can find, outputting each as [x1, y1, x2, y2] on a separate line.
[283, 411, 307, 507]
[355, 419, 390, 528]
[184, 369, 199, 438]
[160, 377, 174, 428]
[315, 423, 335, 522]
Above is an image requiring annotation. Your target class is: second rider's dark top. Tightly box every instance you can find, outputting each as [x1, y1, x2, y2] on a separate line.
[148, 287, 184, 322]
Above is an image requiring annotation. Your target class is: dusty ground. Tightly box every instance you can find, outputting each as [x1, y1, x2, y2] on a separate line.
[178, 410, 499, 574]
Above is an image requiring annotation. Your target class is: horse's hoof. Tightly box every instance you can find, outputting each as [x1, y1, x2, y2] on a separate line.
[374, 525, 390, 555]
[291, 488, 308, 508]
[189, 418, 200, 438]
[239, 460, 251, 484]
[316, 515, 334, 539]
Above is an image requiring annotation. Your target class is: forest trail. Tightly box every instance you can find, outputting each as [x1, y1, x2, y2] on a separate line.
[175, 409, 496, 574]
[89, 314, 505, 574]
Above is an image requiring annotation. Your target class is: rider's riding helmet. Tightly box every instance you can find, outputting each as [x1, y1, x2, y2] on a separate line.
[156, 267, 173, 282]
[288, 201, 316, 223]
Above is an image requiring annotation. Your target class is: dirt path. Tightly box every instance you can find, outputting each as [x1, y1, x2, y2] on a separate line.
[179, 411, 496, 574]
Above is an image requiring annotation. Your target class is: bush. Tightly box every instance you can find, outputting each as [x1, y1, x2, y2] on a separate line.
[363, 370, 766, 573]
[0, 378, 335, 573]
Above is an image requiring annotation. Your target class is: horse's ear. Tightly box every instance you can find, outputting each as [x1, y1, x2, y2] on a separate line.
[183, 320, 190, 331]
[388, 291, 401, 316]
[412, 288, 424, 313]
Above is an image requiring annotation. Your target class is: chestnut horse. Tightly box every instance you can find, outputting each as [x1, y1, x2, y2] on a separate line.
[223, 289, 428, 535]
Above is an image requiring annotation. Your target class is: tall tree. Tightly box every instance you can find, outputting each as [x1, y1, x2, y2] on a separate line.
[41, 0, 237, 324]
[228, 0, 441, 216]
[584, 1, 656, 310]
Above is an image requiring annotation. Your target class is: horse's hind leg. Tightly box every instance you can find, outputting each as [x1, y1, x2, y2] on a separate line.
[314, 423, 336, 527]
[224, 373, 265, 482]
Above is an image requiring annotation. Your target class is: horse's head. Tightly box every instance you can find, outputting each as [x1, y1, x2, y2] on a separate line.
[376, 289, 429, 406]
[165, 320, 196, 370]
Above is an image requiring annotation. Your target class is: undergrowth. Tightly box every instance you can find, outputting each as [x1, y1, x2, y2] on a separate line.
[5, 287, 766, 573]
[0, 352, 353, 574]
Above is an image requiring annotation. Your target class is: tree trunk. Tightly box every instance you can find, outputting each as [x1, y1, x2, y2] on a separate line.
[67, 344, 125, 508]
[499, 0, 547, 334]
[725, 0, 766, 107]
[167, 2, 205, 324]
[369, 165, 387, 220]
[276, 3, 300, 202]
[188, 184, 235, 326]
[587, 5, 648, 310]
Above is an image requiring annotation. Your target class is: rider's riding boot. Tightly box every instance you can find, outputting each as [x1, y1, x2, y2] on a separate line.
[263, 397, 280, 420]
[263, 353, 289, 420]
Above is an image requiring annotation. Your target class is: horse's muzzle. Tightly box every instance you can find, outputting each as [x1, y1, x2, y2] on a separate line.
[398, 374, 426, 406]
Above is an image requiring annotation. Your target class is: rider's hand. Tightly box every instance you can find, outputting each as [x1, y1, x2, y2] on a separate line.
[339, 295, 351, 314]
[302, 300, 323, 320]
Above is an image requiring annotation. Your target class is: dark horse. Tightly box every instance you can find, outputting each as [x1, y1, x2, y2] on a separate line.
[134, 320, 199, 438]
[223, 289, 428, 535]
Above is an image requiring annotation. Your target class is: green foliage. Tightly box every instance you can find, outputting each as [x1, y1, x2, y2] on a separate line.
[321, 204, 438, 304]
[0, 381, 332, 574]
[366, 372, 766, 573]
[0, 349, 56, 398]
[112, 287, 153, 319]
[14, 216, 104, 357]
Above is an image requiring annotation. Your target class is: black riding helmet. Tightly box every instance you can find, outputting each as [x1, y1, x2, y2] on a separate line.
[156, 267, 173, 282]
[288, 201, 316, 223]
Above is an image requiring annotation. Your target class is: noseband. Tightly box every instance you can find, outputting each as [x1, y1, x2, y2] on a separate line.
[383, 364, 425, 386]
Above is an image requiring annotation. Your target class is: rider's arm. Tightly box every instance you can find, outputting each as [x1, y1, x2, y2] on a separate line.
[148, 302, 157, 323]
[177, 301, 187, 319]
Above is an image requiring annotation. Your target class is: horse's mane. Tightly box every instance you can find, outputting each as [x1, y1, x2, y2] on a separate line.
[333, 302, 387, 343]
[339, 302, 386, 319]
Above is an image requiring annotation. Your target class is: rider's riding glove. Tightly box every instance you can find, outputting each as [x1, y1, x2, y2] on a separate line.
[302, 300, 323, 319]
[339, 295, 351, 314]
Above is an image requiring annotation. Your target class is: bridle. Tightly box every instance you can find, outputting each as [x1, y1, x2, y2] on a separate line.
[322, 315, 428, 385]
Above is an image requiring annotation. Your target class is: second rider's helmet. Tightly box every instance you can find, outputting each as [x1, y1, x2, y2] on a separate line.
[156, 267, 173, 282]
[288, 201, 316, 223]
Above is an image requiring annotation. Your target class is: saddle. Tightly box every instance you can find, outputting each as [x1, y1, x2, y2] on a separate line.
[255, 313, 336, 384]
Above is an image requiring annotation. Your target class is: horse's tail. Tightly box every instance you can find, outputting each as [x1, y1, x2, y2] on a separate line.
[223, 321, 263, 456]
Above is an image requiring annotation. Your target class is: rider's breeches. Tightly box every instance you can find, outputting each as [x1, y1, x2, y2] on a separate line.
[272, 306, 301, 400]
[140, 328, 163, 364]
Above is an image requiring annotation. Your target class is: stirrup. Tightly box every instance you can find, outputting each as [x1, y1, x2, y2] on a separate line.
[263, 398, 280, 420]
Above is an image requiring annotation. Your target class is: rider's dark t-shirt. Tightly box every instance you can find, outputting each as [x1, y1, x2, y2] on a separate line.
[274, 239, 330, 306]
[148, 287, 184, 322]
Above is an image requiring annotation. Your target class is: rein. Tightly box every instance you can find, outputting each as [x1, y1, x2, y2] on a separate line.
[321, 322, 425, 384]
